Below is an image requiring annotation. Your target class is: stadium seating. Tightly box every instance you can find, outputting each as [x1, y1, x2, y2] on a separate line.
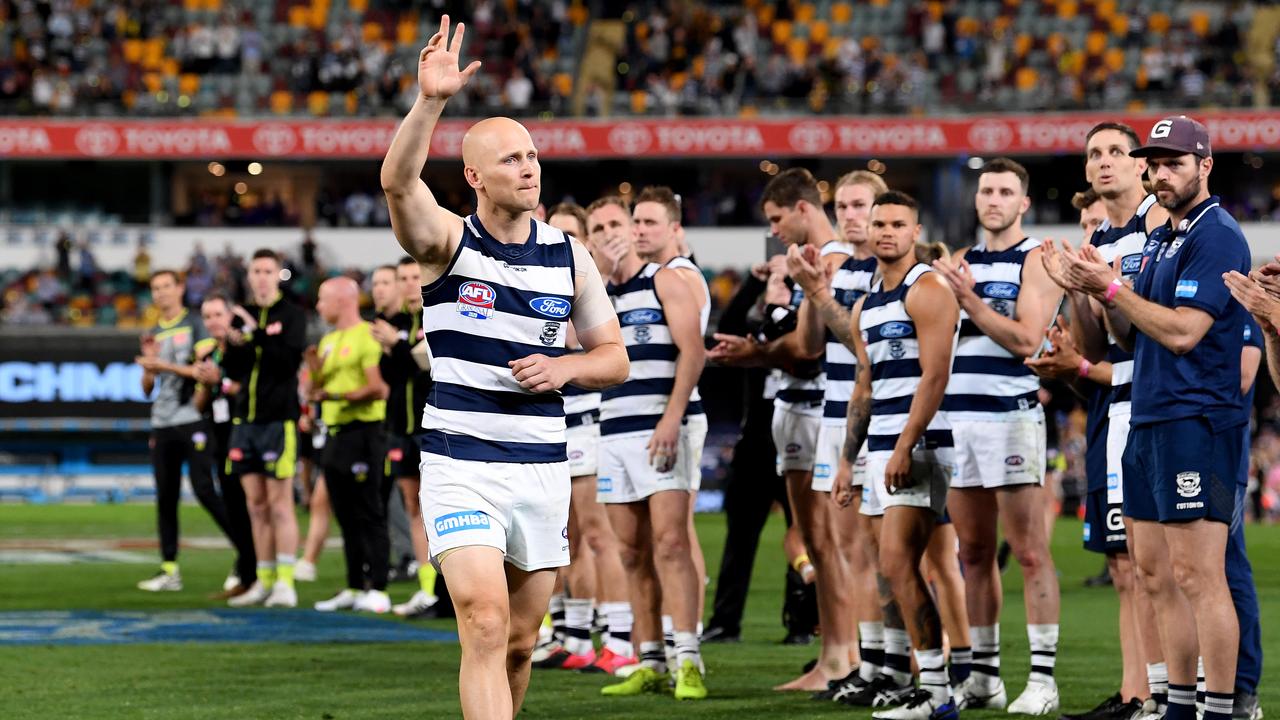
[0, 0, 1271, 118]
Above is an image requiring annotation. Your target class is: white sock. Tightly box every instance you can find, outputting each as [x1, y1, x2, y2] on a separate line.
[602, 601, 634, 657]
[971, 624, 1000, 688]
[1147, 661, 1169, 699]
[859, 621, 885, 682]
[563, 598, 594, 655]
[1027, 623, 1058, 686]
[639, 640, 666, 672]
[883, 627, 912, 686]
[674, 630, 701, 669]
[662, 614, 676, 667]
[915, 647, 951, 702]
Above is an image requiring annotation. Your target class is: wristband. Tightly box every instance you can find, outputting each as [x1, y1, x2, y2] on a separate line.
[791, 554, 811, 574]
[1078, 358, 1091, 379]
[1103, 277, 1124, 304]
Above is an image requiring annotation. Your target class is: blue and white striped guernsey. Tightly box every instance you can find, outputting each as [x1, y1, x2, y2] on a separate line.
[665, 255, 709, 421]
[1092, 194, 1158, 417]
[601, 263, 698, 436]
[942, 237, 1041, 420]
[418, 215, 575, 463]
[773, 241, 852, 414]
[823, 255, 877, 425]
[860, 264, 955, 455]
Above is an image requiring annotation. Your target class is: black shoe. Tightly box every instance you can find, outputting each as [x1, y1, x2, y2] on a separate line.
[1061, 692, 1124, 720]
[1233, 691, 1261, 720]
[812, 667, 861, 701]
[832, 673, 873, 703]
[782, 632, 815, 646]
[700, 625, 741, 643]
[838, 675, 899, 708]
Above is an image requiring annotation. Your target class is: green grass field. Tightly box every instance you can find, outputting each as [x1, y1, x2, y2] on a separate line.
[1, 503, 1277, 719]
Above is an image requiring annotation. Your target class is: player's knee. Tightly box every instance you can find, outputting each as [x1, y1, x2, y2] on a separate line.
[1169, 556, 1217, 600]
[956, 540, 995, 568]
[878, 547, 914, 584]
[1109, 556, 1134, 593]
[1010, 542, 1049, 574]
[652, 527, 690, 564]
[457, 601, 509, 654]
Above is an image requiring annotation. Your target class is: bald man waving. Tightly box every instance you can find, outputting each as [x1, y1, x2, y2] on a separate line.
[381, 16, 628, 720]
[307, 277, 392, 613]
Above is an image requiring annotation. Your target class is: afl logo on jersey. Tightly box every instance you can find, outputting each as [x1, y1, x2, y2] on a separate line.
[530, 296, 571, 319]
[880, 322, 912, 338]
[457, 281, 496, 319]
[983, 282, 1019, 299]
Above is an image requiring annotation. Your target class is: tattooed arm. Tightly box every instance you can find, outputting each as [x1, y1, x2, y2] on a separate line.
[834, 296, 871, 508]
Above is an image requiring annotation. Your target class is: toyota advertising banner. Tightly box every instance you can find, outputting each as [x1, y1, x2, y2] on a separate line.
[1, 110, 1279, 160]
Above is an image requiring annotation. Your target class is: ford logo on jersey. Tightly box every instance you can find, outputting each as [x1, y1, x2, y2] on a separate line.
[530, 296, 571, 318]
[457, 281, 496, 319]
[984, 281, 1019, 299]
[434, 511, 491, 535]
[1120, 254, 1142, 275]
[620, 308, 662, 325]
[879, 321, 912, 338]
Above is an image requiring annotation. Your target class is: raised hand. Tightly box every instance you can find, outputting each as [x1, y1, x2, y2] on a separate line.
[418, 15, 482, 100]
[786, 243, 830, 295]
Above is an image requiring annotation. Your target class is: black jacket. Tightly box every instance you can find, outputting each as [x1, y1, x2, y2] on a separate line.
[379, 307, 432, 436]
[222, 294, 307, 423]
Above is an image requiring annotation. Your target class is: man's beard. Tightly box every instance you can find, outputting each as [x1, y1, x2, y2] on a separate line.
[1156, 177, 1201, 213]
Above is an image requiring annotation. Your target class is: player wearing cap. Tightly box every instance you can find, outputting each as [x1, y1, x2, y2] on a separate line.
[1049, 115, 1250, 720]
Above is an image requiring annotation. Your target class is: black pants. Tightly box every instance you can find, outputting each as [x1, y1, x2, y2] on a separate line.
[323, 422, 390, 591]
[151, 420, 234, 564]
[213, 421, 257, 583]
[706, 381, 791, 634]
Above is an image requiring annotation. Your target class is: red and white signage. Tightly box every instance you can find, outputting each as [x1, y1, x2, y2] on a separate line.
[1, 111, 1277, 160]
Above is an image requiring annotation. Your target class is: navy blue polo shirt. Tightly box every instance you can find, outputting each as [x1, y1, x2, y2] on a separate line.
[1130, 195, 1251, 431]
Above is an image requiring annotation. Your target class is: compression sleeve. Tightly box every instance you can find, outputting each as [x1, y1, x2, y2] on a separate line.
[570, 239, 615, 333]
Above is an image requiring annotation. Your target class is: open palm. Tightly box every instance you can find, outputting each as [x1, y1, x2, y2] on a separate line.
[418, 15, 482, 99]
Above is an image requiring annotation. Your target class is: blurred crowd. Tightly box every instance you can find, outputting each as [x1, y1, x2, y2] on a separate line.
[3, 0, 1278, 118]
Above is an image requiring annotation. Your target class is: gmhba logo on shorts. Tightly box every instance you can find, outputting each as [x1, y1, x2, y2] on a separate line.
[434, 511, 491, 535]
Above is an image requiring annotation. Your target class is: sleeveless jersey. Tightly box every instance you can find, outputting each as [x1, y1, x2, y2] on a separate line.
[860, 264, 955, 455]
[665, 255, 709, 421]
[823, 255, 877, 425]
[1091, 194, 1158, 416]
[942, 237, 1041, 420]
[418, 215, 574, 463]
[772, 241, 851, 414]
[601, 263, 696, 436]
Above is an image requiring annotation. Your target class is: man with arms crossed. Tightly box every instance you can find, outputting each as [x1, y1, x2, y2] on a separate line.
[931, 159, 1064, 714]
[380, 17, 627, 719]
[836, 191, 961, 720]
[590, 195, 707, 700]
[1051, 115, 1250, 720]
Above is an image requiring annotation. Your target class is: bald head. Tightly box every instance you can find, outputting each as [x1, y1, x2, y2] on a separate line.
[461, 117, 541, 214]
[317, 276, 359, 325]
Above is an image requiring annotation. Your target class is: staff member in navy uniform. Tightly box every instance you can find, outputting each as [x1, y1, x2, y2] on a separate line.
[1047, 115, 1251, 720]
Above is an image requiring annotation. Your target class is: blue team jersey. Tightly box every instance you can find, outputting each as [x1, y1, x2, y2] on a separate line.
[1130, 196, 1251, 431]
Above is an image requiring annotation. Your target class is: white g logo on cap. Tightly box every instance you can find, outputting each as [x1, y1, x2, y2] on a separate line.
[1150, 120, 1174, 139]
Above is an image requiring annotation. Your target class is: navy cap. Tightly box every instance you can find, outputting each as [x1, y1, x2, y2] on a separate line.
[1130, 116, 1212, 158]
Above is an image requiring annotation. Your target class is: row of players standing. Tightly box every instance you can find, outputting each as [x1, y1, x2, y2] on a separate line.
[702, 116, 1263, 720]
[135, 248, 451, 617]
